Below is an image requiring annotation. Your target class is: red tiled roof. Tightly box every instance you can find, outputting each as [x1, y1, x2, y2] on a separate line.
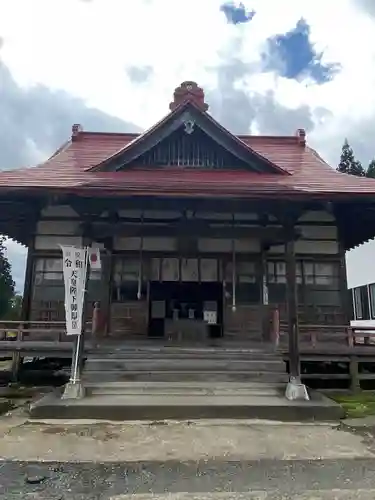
[1, 129, 375, 199]
[1, 87, 375, 200]
[91, 99, 288, 176]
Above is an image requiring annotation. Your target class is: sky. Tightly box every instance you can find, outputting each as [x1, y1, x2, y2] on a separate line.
[0, 0, 375, 291]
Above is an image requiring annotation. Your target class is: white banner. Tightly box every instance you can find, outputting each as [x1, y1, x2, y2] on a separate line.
[61, 246, 88, 336]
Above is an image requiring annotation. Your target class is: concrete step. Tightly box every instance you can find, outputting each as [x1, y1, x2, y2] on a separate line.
[84, 358, 286, 372]
[84, 380, 286, 396]
[29, 388, 345, 421]
[82, 369, 288, 383]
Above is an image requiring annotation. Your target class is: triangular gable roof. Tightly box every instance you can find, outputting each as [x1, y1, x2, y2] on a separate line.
[90, 100, 289, 175]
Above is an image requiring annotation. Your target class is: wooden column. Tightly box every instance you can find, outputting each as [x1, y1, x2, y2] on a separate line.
[284, 217, 309, 400]
[259, 245, 270, 342]
[102, 238, 114, 337]
[285, 233, 300, 379]
[12, 219, 38, 382]
[20, 208, 40, 324]
[332, 204, 352, 325]
[21, 236, 35, 324]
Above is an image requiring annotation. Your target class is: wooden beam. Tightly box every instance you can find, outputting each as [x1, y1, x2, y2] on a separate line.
[91, 221, 301, 241]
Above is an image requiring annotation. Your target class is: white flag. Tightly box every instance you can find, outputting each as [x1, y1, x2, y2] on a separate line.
[60, 245, 88, 336]
[89, 246, 101, 270]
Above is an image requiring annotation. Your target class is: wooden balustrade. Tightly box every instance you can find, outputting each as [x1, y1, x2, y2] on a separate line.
[279, 321, 375, 350]
[0, 320, 93, 343]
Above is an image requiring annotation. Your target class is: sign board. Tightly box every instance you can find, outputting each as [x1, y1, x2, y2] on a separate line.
[61, 246, 88, 336]
[204, 310, 217, 324]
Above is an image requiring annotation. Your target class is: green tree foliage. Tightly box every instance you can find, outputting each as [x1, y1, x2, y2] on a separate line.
[4, 294, 22, 321]
[337, 139, 365, 177]
[367, 159, 375, 179]
[0, 236, 15, 319]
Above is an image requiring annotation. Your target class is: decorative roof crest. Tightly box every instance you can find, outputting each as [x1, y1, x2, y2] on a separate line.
[169, 81, 209, 112]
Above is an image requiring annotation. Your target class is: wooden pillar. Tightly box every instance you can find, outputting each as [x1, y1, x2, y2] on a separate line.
[331, 205, 352, 325]
[349, 356, 360, 393]
[12, 230, 36, 383]
[284, 216, 309, 400]
[338, 237, 352, 325]
[259, 245, 270, 342]
[21, 236, 35, 324]
[102, 238, 113, 337]
[285, 235, 300, 379]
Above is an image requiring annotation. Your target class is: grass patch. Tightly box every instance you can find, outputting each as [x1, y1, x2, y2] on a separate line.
[331, 392, 375, 418]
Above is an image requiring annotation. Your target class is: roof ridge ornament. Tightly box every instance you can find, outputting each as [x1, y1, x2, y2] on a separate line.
[296, 128, 306, 145]
[183, 119, 195, 135]
[72, 123, 83, 141]
[169, 81, 209, 112]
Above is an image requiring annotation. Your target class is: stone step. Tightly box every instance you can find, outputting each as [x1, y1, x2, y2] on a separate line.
[82, 369, 288, 383]
[86, 351, 280, 361]
[84, 380, 285, 396]
[91, 342, 275, 355]
[84, 358, 286, 372]
[29, 389, 344, 421]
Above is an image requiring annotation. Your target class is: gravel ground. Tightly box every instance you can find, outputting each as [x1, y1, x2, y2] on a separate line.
[1, 405, 375, 498]
[0, 415, 372, 462]
[2, 459, 375, 499]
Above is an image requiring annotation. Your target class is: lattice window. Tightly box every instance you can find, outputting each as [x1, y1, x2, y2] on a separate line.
[34, 257, 101, 283]
[224, 261, 257, 283]
[353, 287, 363, 319]
[112, 258, 144, 302]
[303, 261, 338, 286]
[267, 261, 302, 284]
[113, 259, 140, 283]
[35, 300, 62, 322]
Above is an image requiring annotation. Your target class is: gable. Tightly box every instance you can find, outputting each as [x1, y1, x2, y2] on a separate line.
[94, 104, 287, 175]
[128, 123, 251, 169]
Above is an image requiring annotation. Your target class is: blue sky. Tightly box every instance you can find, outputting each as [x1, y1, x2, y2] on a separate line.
[221, 3, 340, 84]
[263, 19, 341, 84]
[0, 0, 374, 290]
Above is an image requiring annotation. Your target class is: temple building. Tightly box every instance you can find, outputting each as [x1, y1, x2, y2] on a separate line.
[2, 81, 375, 401]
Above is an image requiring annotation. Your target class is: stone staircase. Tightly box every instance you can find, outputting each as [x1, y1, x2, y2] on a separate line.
[29, 344, 344, 421]
[82, 345, 288, 387]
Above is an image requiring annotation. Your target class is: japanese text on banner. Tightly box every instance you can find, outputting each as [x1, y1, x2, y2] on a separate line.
[61, 246, 88, 336]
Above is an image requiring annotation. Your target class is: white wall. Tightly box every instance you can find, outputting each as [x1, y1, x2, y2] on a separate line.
[346, 238, 375, 289]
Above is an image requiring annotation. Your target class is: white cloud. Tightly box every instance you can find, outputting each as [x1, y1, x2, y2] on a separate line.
[1, 0, 373, 140]
[1, 0, 375, 287]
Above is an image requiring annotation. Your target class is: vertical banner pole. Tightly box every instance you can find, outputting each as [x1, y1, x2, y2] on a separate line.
[71, 248, 90, 383]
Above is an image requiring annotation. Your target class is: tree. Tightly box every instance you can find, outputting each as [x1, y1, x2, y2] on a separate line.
[367, 159, 375, 179]
[337, 139, 365, 177]
[4, 294, 22, 321]
[0, 237, 15, 319]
